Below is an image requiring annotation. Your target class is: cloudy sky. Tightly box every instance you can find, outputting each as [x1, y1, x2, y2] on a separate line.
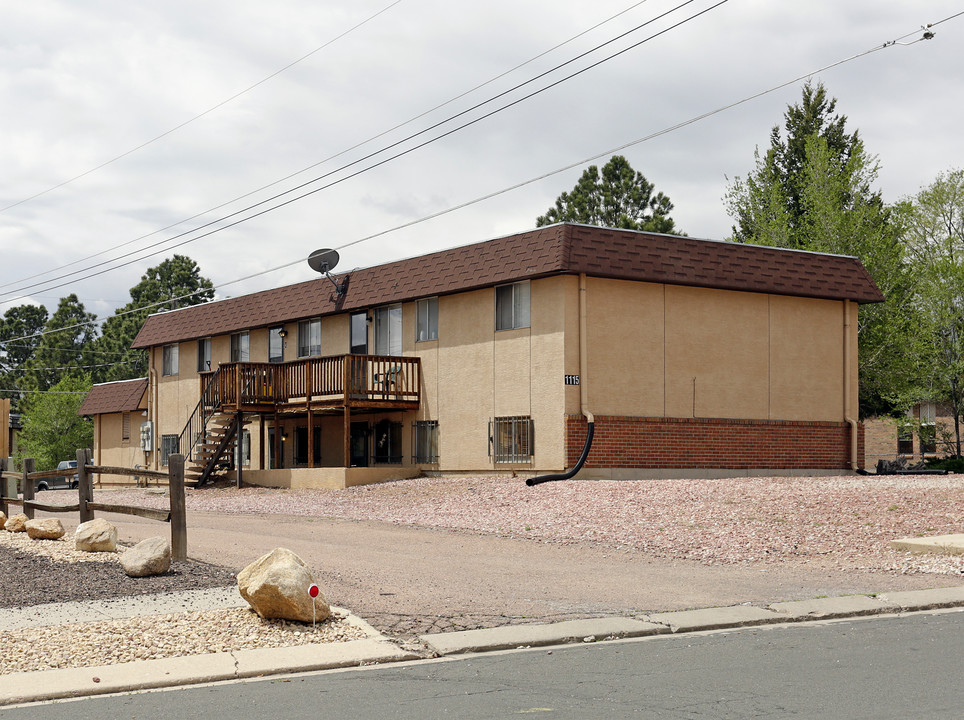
[1, 0, 962, 328]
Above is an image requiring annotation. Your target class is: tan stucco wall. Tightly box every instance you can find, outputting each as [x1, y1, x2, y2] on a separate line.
[583, 279, 853, 423]
[131, 273, 857, 477]
[238, 466, 419, 490]
[92, 405, 149, 486]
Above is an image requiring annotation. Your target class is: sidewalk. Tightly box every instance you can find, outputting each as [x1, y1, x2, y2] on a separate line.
[1, 584, 962, 706]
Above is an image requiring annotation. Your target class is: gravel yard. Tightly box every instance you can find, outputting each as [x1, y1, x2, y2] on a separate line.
[3, 472, 962, 676]
[0, 531, 366, 675]
[94, 473, 964, 575]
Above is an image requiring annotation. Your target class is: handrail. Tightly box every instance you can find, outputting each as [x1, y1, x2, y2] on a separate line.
[177, 367, 223, 462]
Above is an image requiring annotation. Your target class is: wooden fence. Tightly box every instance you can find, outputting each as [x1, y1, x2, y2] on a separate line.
[0, 449, 187, 561]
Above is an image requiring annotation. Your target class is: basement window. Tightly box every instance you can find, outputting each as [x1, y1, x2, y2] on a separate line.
[160, 434, 179, 467]
[489, 416, 533, 463]
[412, 420, 439, 463]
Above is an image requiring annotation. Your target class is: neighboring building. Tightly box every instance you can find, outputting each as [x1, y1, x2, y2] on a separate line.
[82, 223, 884, 488]
[865, 402, 955, 467]
[77, 377, 149, 485]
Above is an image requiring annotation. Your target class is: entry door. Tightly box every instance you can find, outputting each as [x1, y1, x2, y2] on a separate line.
[350, 312, 368, 354]
[350, 422, 368, 467]
[349, 312, 368, 398]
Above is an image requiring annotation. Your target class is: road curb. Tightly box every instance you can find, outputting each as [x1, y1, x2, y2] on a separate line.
[420, 585, 964, 656]
[0, 608, 417, 707]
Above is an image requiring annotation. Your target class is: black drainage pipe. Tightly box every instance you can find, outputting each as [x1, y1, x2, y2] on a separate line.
[526, 421, 594, 487]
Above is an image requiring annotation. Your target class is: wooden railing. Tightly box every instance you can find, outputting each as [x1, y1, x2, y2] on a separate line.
[216, 354, 421, 409]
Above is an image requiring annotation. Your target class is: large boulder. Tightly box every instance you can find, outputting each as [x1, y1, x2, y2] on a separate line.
[5, 514, 28, 533]
[120, 536, 171, 577]
[0, 511, 5, 530]
[75, 518, 118, 552]
[237, 548, 330, 623]
[25, 518, 66, 540]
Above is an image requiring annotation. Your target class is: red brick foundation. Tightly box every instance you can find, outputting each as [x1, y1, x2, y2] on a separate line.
[565, 415, 865, 470]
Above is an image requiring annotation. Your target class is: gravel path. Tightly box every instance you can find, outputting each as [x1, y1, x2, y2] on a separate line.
[92, 473, 964, 575]
[0, 530, 235, 609]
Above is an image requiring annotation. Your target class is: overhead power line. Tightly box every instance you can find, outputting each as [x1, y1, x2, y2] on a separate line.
[0, 0, 654, 293]
[0, 18, 947, 348]
[0, 0, 403, 215]
[0, 0, 722, 305]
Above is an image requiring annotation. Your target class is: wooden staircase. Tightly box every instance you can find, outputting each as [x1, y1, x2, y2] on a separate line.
[185, 413, 249, 487]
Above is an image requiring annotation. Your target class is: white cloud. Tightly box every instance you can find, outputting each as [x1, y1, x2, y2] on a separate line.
[1, 0, 962, 323]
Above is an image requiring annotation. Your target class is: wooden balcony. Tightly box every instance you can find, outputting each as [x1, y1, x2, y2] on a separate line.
[206, 355, 421, 415]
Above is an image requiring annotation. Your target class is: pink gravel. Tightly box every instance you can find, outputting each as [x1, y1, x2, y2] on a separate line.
[93, 474, 964, 576]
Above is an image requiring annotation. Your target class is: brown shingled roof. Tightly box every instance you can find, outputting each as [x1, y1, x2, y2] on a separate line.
[131, 224, 884, 348]
[78, 378, 148, 417]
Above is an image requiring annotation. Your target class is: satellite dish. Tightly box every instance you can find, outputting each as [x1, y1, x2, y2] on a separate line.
[308, 248, 347, 296]
[308, 248, 340, 274]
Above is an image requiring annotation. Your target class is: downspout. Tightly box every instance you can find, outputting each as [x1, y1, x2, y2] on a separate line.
[843, 299, 859, 472]
[149, 352, 159, 471]
[527, 273, 595, 487]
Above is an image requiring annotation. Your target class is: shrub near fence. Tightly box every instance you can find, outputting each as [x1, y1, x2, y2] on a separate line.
[0, 449, 187, 561]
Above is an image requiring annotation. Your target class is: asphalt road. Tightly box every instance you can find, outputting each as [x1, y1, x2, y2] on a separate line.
[4, 611, 962, 719]
[43, 508, 960, 638]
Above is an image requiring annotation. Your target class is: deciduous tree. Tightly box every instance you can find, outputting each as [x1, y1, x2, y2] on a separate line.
[15, 374, 93, 471]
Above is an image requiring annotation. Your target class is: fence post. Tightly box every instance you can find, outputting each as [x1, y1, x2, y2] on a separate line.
[77, 448, 94, 523]
[22, 458, 35, 519]
[3, 457, 14, 514]
[169, 453, 187, 562]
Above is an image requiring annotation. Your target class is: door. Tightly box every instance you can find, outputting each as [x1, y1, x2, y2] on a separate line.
[349, 312, 368, 398]
[350, 422, 368, 467]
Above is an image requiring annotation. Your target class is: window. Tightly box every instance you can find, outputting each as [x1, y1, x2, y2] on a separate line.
[122, 412, 131, 441]
[294, 426, 322, 465]
[374, 304, 402, 355]
[162, 344, 179, 376]
[298, 318, 322, 357]
[897, 426, 914, 455]
[268, 326, 284, 363]
[489, 416, 533, 463]
[230, 332, 250, 362]
[160, 434, 179, 466]
[412, 420, 439, 463]
[416, 298, 438, 342]
[197, 338, 212, 373]
[373, 419, 402, 464]
[495, 281, 530, 331]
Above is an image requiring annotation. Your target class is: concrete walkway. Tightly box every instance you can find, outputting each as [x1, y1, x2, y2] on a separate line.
[1, 584, 962, 706]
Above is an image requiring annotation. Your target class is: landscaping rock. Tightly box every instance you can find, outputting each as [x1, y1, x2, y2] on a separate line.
[120, 536, 171, 577]
[237, 547, 330, 623]
[0, 511, 5, 530]
[5, 514, 28, 533]
[25, 518, 66, 540]
[75, 518, 118, 552]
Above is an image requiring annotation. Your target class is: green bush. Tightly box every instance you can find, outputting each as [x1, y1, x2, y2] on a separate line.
[925, 457, 964, 473]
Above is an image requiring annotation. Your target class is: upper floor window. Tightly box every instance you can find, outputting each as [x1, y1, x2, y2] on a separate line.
[162, 344, 179, 376]
[231, 332, 249, 362]
[268, 326, 285, 363]
[298, 318, 322, 357]
[416, 298, 438, 342]
[495, 281, 530, 331]
[197, 338, 212, 373]
[374, 304, 402, 356]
